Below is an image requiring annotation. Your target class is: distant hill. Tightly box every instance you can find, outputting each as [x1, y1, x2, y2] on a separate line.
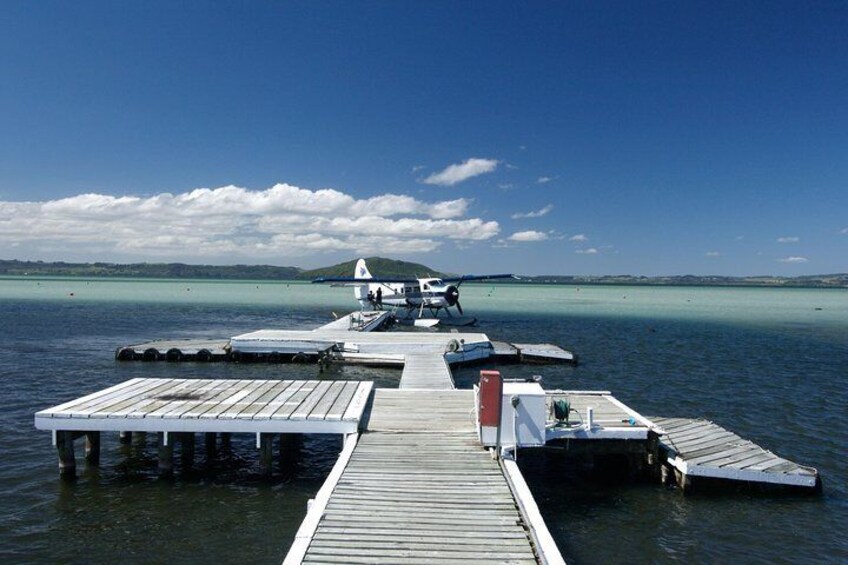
[0, 259, 301, 280]
[298, 257, 449, 280]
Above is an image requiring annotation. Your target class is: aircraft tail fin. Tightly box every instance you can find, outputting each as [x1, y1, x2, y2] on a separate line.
[354, 258, 373, 280]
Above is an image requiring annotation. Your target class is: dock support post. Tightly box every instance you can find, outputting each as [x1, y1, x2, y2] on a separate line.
[220, 432, 232, 451]
[661, 465, 671, 485]
[205, 432, 217, 460]
[180, 433, 195, 471]
[119, 431, 132, 445]
[674, 469, 691, 493]
[84, 431, 100, 466]
[134, 431, 147, 448]
[56, 431, 76, 478]
[158, 432, 173, 477]
[259, 433, 274, 476]
[278, 433, 299, 472]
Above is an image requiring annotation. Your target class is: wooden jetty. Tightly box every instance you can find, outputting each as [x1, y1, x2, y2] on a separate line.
[286, 388, 563, 565]
[651, 417, 820, 490]
[398, 353, 454, 390]
[315, 311, 393, 332]
[491, 340, 578, 365]
[34, 378, 372, 477]
[116, 311, 577, 367]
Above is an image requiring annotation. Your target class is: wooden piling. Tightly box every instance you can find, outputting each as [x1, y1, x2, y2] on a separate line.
[259, 433, 274, 475]
[118, 431, 132, 444]
[158, 432, 173, 477]
[84, 431, 100, 466]
[205, 432, 217, 460]
[220, 432, 232, 451]
[180, 433, 195, 471]
[56, 431, 76, 478]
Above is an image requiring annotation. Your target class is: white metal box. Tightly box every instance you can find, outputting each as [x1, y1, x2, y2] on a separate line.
[479, 382, 546, 448]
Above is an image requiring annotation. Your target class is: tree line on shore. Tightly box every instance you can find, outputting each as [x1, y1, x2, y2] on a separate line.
[1, 258, 845, 288]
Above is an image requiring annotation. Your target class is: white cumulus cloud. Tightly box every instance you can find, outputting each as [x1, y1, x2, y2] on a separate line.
[778, 256, 808, 263]
[776, 236, 799, 243]
[569, 234, 587, 242]
[507, 230, 548, 242]
[421, 158, 498, 186]
[0, 183, 500, 261]
[706, 251, 720, 257]
[576, 248, 599, 254]
[537, 176, 552, 184]
[511, 204, 553, 219]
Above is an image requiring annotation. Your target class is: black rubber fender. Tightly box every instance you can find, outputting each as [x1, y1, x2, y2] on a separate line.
[165, 348, 183, 362]
[196, 348, 213, 363]
[142, 348, 160, 362]
[116, 347, 135, 361]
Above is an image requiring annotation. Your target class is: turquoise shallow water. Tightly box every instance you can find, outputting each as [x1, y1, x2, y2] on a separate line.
[0, 277, 846, 563]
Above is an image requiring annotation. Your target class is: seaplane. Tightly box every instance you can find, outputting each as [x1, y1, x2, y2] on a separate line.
[312, 258, 514, 326]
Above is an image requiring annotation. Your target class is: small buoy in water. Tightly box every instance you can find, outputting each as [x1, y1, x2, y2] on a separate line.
[186, 287, 190, 291]
[815, 307, 823, 311]
[69, 292, 74, 297]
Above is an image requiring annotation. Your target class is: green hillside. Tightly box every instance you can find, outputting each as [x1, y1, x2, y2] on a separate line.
[298, 257, 448, 280]
[0, 259, 301, 280]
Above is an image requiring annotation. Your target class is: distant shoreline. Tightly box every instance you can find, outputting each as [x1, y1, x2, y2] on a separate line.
[0, 260, 848, 289]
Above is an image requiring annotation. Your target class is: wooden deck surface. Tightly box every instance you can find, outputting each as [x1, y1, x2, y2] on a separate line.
[652, 416, 818, 488]
[291, 389, 541, 564]
[35, 378, 372, 435]
[398, 353, 454, 390]
[364, 389, 475, 433]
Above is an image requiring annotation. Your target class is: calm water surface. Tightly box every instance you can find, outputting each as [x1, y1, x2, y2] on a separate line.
[0, 278, 846, 563]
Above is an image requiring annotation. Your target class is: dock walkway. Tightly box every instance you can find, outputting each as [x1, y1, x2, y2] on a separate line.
[398, 353, 454, 390]
[287, 389, 553, 564]
[652, 416, 819, 489]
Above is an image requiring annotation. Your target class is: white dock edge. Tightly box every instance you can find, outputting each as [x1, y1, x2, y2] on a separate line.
[283, 432, 359, 565]
[501, 456, 566, 565]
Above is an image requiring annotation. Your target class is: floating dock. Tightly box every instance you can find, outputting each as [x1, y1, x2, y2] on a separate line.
[115, 310, 578, 367]
[651, 416, 820, 490]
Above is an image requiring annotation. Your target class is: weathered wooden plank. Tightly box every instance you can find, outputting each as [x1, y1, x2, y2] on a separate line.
[94, 379, 179, 418]
[290, 381, 333, 420]
[307, 381, 347, 420]
[214, 379, 284, 419]
[323, 381, 360, 421]
[244, 380, 304, 419]
[38, 378, 145, 417]
[67, 379, 176, 418]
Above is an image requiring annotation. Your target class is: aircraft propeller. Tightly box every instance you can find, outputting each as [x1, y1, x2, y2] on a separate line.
[445, 285, 463, 315]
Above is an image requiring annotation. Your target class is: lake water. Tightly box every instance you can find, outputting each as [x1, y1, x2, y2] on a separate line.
[0, 277, 846, 563]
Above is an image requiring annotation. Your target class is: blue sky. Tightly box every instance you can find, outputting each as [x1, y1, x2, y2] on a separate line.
[1, 2, 845, 276]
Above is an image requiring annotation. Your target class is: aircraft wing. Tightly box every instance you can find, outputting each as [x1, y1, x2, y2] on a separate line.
[312, 276, 419, 284]
[441, 274, 516, 283]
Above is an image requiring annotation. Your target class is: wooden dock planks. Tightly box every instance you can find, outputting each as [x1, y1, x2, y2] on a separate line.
[398, 353, 454, 390]
[285, 389, 567, 564]
[652, 416, 819, 488]
[35, 378, 373, 435]
[298, 431, 539, 564]
[364, 389, 476, 433]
